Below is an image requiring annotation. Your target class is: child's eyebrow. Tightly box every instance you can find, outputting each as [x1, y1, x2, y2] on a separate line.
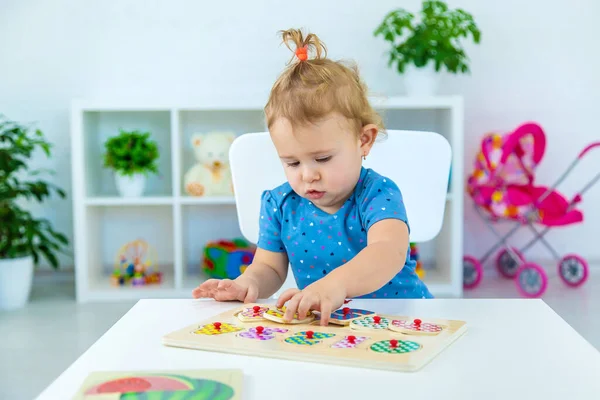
[279, 149, 335, 159]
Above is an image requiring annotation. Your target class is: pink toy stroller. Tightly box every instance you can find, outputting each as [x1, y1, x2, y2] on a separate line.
[463, 122, 600, 297]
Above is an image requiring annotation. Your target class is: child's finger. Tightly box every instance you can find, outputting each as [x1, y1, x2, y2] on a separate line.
[276, 288, 299, 308]
[217, 279, 234, 290]
[203, 279, 219, 288]
[297, 295, 315, 321]
[192, 288, 212, 299]
[192, 280, 214, 297]
[319, 300, 333, 326]
[283, 293, 303, 322]
[214, 288, 237, 301]
[195, 280, 219, 295]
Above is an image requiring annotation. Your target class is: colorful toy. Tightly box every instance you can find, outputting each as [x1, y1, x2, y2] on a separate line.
[111, 239, 162, 287]
[463, 122, 600, 297]
[410, 242, 425, 278]
[184, 131, 236, 197]
[162, 303, 468, 372]
[202, 238, 256, 279]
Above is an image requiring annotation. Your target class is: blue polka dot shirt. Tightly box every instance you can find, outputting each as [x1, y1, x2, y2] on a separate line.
[257, 167, 433, 299]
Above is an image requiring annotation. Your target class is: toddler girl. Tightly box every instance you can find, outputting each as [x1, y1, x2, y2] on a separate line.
[193, 28, 433, 325]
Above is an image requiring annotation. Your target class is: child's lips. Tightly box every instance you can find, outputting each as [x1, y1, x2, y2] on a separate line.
[306, 190, 325, 200]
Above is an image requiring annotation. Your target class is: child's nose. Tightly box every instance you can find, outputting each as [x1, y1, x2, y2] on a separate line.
[302, 166, 320, 183]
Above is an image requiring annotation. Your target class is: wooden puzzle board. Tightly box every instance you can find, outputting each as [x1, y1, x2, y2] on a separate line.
[162, 303, 467, 372]
[72, 368, 242, 399]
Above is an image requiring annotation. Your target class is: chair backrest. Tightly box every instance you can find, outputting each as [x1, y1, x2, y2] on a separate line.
[229, 130, 451, 244]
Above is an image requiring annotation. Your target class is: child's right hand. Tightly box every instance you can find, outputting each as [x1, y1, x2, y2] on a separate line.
[191, 277, 259, 303]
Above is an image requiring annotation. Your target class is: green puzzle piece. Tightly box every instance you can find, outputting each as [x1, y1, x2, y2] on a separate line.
[284, 331, 336, 346]
[370, 340, 421, 354]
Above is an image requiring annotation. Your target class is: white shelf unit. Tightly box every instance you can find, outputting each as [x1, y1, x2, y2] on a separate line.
[71, 96, 464, 303]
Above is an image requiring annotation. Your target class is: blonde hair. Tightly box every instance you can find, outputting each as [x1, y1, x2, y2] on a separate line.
[264, 28, 386, 137]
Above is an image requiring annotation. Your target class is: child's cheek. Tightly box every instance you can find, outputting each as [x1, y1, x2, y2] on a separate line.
[287, 172, 303, 192]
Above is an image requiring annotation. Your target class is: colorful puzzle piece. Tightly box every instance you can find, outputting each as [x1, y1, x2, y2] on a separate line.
[350, 315, 391, 331]
[193, 322, 242, 335]
[331, 335, 369, 349]
[370, 339, 422, 354]
[236, 306, 268, 322]
[284, 335, 321, 346]
[284, 330, 336, 346]
[296, 331, 336, 339]
[329, 308, 375, 325]
[389, 319, 444, 335]
[238, 326, 288, 341]
[263, 306, 315, 324]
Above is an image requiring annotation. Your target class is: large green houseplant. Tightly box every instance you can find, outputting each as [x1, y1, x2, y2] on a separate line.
[103, 129, 159, 197]
[374, 0, 481, 95]
[0, 116, 70, 309]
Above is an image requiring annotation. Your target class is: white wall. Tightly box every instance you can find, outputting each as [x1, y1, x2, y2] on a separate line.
[1, 0, 598, 269]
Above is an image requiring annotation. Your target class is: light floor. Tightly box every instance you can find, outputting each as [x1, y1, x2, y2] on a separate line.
[1, 266, 599, 400]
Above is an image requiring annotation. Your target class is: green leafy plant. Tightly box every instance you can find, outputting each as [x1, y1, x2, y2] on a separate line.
[103, 129, 159, 176]
[374, 0, 481, 74]
[0, 116, 70, 268]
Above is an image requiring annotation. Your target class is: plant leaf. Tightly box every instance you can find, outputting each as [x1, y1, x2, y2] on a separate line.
[0, 115, 70, 267]
[373, 0, 481, 74]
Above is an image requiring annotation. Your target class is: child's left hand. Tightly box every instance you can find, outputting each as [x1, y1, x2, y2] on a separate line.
[276, 279, 347, 326]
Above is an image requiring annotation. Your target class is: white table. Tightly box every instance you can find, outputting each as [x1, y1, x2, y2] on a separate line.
[37, 298, 600, 399]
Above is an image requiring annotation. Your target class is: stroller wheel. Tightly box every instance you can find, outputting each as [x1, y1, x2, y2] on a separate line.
[495, 247, 525, 279]
[463, 256, 483, 289]
[558, 254, 589, 287]
[515, 263, 548, 298]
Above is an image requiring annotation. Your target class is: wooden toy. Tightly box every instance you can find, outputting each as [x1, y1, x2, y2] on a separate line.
[262, 305, 316, 324]
[162, 303, 467, 372]
[328, 307, 374, 326]
[235, 305, 268, 322]
[72, 369, 242, 399]
[111, 239, 162, 287]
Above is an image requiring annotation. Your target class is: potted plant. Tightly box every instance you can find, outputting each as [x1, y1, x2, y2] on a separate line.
[103, 129, 159, 197]
[0, 116, 70, 310]
[374, 0, 481, 95]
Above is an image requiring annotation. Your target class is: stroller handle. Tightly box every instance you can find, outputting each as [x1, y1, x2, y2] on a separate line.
[578, 142, 600, 159]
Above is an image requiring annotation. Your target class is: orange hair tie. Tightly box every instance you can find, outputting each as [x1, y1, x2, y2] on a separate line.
[295, 46, 308, 61]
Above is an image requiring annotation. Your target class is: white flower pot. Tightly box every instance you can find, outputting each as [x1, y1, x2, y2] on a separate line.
[115, 173, 146, 197]
[404, 63, 440, 96]
[0, 255, 34, 310]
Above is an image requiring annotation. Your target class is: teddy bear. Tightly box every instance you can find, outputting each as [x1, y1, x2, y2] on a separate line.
[184, 131, 236, 197]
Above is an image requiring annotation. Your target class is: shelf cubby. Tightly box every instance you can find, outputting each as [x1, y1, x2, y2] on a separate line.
[81, 204, 175, 301]
[82, 110, 173, 198]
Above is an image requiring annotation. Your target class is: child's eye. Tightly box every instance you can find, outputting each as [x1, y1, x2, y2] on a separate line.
[286, 161, 299, 168]
[316, 156, 331, 163]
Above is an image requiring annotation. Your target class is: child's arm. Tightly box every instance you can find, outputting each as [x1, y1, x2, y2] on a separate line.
[277, 219, 408, 324]
[327, 219, 408, 298]
[192, 248, 288, 302]
[235, 248, 289, 299]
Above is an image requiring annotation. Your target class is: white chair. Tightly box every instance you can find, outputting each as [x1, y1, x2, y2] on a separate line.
[229, 130, 452, 296]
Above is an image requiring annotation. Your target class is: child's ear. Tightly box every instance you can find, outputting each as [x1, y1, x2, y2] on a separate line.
[359, 124, 378, 153]
[191, 133, 203, 147]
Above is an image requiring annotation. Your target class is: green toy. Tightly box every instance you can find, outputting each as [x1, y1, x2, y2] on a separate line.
[201, 238, 257, 279]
